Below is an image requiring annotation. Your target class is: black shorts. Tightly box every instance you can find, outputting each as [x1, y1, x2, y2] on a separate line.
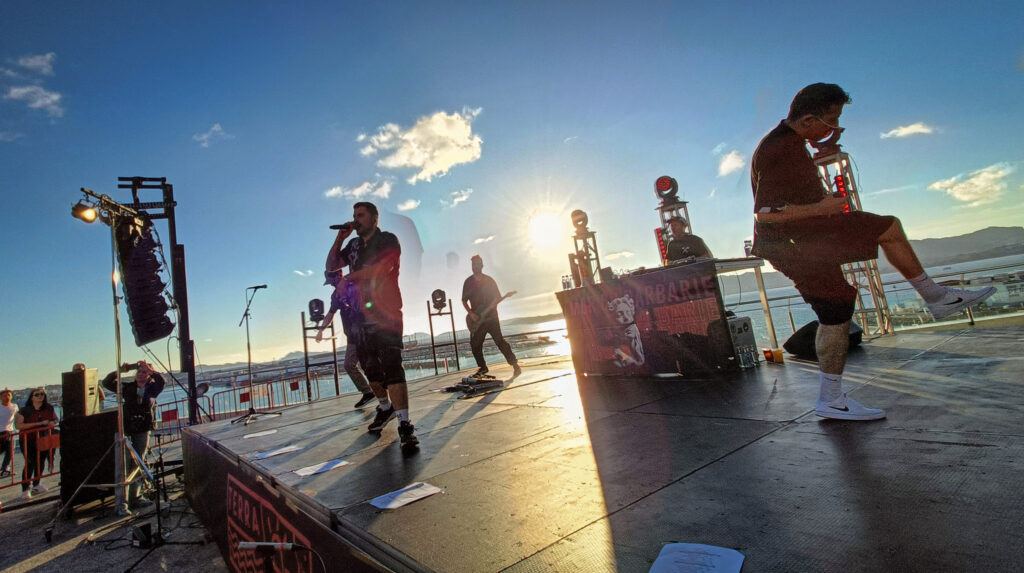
[755, 212, 896, 325]
[356, 325, 406, 387]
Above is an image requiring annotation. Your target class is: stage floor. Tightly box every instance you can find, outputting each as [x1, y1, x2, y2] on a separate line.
[185, 325, 1024, 572]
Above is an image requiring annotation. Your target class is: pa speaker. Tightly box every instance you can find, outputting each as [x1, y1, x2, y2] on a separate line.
[62, 369, 102, 417]
[60, 410, 119, 507]
[783, 321, 863, 361]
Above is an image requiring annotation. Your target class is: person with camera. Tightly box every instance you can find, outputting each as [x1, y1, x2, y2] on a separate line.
[102, 360, 164, 512]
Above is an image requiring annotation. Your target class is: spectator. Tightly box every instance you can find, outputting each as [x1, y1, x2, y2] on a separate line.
[15, 387, 59, 500]
[0, 388, 17, 478]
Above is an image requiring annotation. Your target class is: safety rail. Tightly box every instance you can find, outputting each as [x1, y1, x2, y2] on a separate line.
[724, 261, 1024, 339]
[0, 426, 61, 491]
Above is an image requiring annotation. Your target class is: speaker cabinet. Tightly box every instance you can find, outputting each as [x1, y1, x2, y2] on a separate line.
[60, 410, 119, 507]
[62, 369, 103, 417]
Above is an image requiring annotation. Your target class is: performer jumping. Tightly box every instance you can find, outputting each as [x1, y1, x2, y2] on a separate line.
[326, 202, 418, 448]
[750, 83, 995, 421]
[462, 255, 520, 378]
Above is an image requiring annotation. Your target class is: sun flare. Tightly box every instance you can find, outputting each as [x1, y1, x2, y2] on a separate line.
[527, 212, 563, 248]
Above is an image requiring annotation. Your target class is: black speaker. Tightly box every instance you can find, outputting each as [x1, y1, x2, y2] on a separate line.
[783, 321, 863, 360]
[60, 410, 119, 507]
[62, 369, 102, 417]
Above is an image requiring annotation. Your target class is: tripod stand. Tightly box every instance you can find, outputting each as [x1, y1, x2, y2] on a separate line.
[232, 285, 282, 425]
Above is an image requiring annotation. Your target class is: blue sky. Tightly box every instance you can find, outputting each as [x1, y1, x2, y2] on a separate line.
[2, 1, 1022, 389]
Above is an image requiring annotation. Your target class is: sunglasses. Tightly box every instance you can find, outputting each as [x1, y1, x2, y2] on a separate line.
[32, 392, 46, 397]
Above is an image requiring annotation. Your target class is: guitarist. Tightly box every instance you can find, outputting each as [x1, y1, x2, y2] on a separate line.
[462, 255, 521, 378]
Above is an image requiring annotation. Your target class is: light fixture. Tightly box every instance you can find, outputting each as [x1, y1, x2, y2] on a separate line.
[71, 200, 98, 223]
[431, 289, 447, 311]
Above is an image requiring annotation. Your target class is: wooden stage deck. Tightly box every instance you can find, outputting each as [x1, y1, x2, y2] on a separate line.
[184, 324, 1024, 572]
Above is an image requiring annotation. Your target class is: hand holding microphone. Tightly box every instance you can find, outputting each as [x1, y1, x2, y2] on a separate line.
[330, 222, 355, 238]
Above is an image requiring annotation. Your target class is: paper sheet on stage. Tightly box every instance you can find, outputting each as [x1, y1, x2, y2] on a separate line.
[370, 482, 443, 509]
[243, 429, 278, 439]
[253, 444, 302, 460]
[648, 543, 744, 573]
[293, 458, 349, 476]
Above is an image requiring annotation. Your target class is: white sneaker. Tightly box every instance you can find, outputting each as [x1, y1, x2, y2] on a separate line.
[815, 393, 885, 421]
[927, 286, 996, 319]
[32, 484, 48, 494]
[19, 490, 32, 501]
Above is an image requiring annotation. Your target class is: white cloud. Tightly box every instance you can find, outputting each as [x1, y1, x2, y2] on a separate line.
[293, 270, 314, 277]
[396, 199, 420, 211]
[192, 123, 233, 147]
[441, 188, 473, 208]
[359, 107, 483, 184]
[18, 52, 56, 76]
[4, 85, 63, 117]
[880, 122, 935, 139]
[563, 135, 578, 143]
[474, 235, 495, 244]
[861, 184, 916, 198]
[711, 142, 727, 155]
[606, 251, 634, 260]
[356, 133, 366, 142]
[717, 150, 745, 177]
[0, 132, 22, 142]
[324, 178, 394, 200]
[708, 188, 717, 198]
[927, 163, 1015, 207]
[1, 68, 16, 77]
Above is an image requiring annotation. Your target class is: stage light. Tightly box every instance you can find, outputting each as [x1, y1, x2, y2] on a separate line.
[571, 209, 588, 231]
[654, 176, 679, 201]
[308, 299, 325, 324]
[72, 200, 98, 223]
[431, 289, 447, 311]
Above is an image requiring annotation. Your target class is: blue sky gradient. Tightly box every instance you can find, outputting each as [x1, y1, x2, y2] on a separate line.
[2, 1, 1022, 389]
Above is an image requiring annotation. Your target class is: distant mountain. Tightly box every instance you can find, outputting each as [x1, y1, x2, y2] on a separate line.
[720, 226, 1024, 295]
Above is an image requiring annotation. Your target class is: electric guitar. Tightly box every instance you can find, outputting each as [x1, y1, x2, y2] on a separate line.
[466, 290, 516, 334]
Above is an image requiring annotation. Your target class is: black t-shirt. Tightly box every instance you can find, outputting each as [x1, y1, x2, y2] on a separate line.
[666, 235, 713, 261]
[339, 229, 403, 334]
[750, 121, 826, 213]
[462, 274, 501, 319]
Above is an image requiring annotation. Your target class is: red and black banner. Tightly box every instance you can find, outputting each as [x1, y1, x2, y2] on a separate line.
[556, 260, 736, 376]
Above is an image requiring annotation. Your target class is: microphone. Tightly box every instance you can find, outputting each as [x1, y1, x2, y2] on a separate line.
[237, 541, 296, 551]
[329, 222, 353, 230]
[249, 284, 267, 290]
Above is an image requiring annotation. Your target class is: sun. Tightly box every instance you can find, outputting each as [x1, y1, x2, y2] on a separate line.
[527, 212, 564, 248]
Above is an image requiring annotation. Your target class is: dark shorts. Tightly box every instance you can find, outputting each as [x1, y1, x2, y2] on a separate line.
[356, 325, 406, 388]
[755, 212, 896, 325]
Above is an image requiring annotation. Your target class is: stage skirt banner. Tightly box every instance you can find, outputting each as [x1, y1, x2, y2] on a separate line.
[555, 260, 735, 376]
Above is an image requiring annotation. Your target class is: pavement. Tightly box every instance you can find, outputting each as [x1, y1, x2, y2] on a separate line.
[0, 449, 226, 572]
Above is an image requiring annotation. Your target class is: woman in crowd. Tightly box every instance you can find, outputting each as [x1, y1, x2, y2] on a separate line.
[15, 387, 59, 500]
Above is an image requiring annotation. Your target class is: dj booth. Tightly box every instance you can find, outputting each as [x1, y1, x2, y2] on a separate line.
[556, 258, 774, 377]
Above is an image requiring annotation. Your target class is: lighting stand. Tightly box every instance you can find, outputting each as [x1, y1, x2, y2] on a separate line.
[46, 208, 137, 539]
[232, 286, 282, 425]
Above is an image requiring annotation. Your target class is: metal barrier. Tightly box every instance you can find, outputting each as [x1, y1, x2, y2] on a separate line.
[0, 426, 61, 492]
[154, 395, 215, 444]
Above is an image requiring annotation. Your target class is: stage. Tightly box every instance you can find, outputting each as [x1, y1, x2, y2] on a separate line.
[184, 324, 1024, 572]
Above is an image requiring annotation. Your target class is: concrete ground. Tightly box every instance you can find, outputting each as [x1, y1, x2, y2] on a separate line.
[0, 448, 226, 572]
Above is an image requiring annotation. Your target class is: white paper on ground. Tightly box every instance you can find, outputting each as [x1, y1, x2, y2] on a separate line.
[253, 444, 302, 460]
[293, 459, 350, 476]
[370, 482, 443, 509]
[242, 429, 278, 439]
[648, 543, 744, 573]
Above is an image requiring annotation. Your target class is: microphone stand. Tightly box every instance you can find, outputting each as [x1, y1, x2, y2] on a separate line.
[232, 287, 282, 425]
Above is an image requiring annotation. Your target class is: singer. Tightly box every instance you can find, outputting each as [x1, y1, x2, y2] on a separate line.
[325, 202, 418, 449]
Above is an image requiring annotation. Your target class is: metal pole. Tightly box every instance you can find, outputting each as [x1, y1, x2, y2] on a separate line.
[109, 222, 129, 515]
[428, 301, 439, 375]
[301, 311, 312, 400]
[449, 298, 460, 370]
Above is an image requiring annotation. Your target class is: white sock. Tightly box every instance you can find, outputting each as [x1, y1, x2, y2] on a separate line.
[908, 273, 947, 303]
[819, 372, 843, 402]
[397, 409, 409, 422]
[378, 399, 391, 410]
